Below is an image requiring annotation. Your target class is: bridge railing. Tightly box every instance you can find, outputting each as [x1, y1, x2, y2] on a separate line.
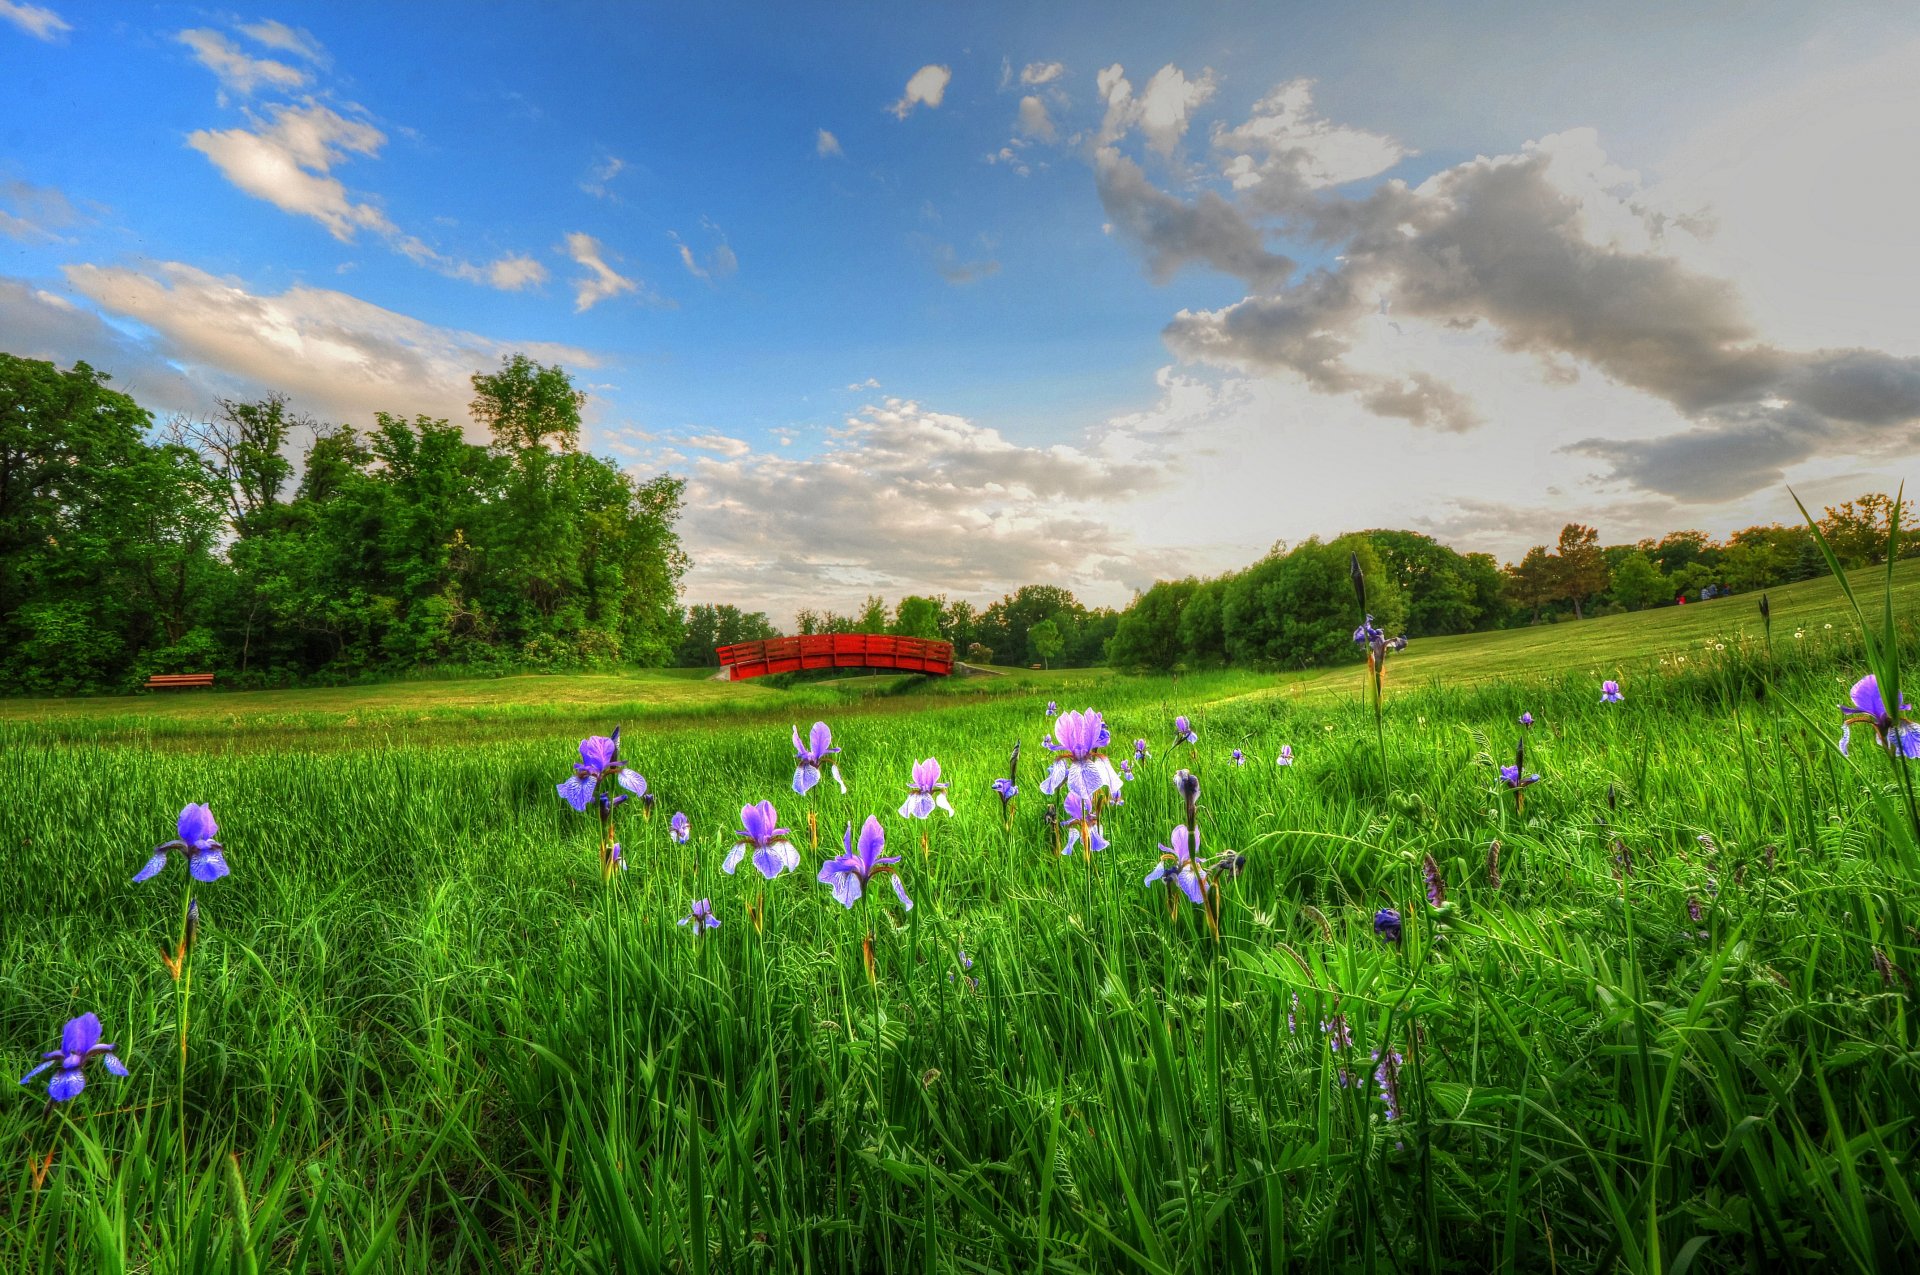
[715, 634, 955, 680]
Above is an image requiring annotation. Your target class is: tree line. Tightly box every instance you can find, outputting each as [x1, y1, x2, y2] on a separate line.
[1, 352, 687, 694]
[1105, 503, 1913, 672]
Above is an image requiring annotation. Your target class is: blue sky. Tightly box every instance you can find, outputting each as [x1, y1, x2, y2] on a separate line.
[6, 1, 1920, 616]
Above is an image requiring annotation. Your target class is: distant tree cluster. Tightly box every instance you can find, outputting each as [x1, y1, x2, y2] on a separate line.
[674, 604, 780, 666]
[1106, 500, 1912, 672]
[1109, 532, 1501, 671]
[1507, 498, 1913, 623]
[1, 352, 688, 694]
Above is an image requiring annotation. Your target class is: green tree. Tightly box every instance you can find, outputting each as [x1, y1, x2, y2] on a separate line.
[1028, 617, 1063, 668]
[469, 353, 585, 451]
[856, 595, 890, 634]
[1551, 523, 1609, 620]
[1507, 546, 1557, 624]
[891, 595, 943, 639]
[1608, 550, 1666, 611]
[1108, 578, 1197, 670]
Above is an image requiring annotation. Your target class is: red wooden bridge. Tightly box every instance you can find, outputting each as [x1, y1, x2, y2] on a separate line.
[715, 634, 955, 681]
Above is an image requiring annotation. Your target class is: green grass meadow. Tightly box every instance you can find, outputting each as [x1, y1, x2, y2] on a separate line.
[5, 564, 1920, 1271]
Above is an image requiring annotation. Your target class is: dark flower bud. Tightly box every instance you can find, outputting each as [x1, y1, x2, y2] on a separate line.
[1374, 907, 1402, 944]
[1349, 551, 1367, 613]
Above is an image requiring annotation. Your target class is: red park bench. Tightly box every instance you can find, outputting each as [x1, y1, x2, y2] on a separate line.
[144, 673, 216, 690]
[715, 634, 954, 681]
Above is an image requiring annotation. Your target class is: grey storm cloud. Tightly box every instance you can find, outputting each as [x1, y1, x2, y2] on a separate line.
[1089, 78, 1920, 498]
[1094, 147, 1294, 291]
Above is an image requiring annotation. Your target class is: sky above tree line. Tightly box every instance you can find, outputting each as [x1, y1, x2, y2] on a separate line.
[4, 1, 1919, 617]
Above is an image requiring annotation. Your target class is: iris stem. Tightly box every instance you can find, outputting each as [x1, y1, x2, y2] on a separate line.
[176, 876, 194, 1240]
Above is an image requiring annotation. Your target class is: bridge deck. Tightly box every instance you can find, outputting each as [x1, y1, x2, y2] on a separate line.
[715, 634, 954, 681]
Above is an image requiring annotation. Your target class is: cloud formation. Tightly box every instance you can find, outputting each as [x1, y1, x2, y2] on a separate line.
[1083, 71, 1920, 495]
[670, 397, 1177, 611]
[234, 18, 327, 66]
[0, 0, 68, 41]
[889, 64, 951, 119]
[176, 28, 309, 96]
[45, 261, 596, 428]
[187, 99, 391, 240]
[565, 232, 641, 310]
[815, 128, 843, 157]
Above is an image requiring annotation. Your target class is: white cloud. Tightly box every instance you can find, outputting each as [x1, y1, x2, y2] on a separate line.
[187, 100, 392, 240]
[580, 153, 625, 198]
[48, 261, 596, 429]
[176, 28, 310, 96]
[0, 0, 69, 41]
[682, 433, 751, 457]
[1017, 95, 1055, 141]
[235, 18, 327, 66]
[889, 64, 952, 119]
[662, 396, 1177, 613]
[565, 232, 640, 311]
[1020, 60, 1064, 87]
[1098, 63, 1216, 155]
[185, 97, 544, 292]
[816, 128, 843, 157]
[1213, 79, 1408, 193]
[671, 221, 738, 282]
[481, 253, 548, 290]
[845, 377, 881, 390]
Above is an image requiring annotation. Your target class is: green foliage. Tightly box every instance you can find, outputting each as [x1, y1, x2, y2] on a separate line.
[1108, 578, 1198, 670]
[1609, 549, 1667, 611]
[675, 604, 779, 666]
[891, 594, 943, 639]
[1027, 616, 1063, 667]
[0, 352, 688, 691]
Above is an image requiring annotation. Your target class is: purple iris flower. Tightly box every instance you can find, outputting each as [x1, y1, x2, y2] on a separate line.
[1145, 825, 1208, 905]
[1040, 708, 1123, 797]
[1500, 764, 1542, 790]
[1422, 854, 1447, 909]
[992, 741, 1019, 809]
[1119, 759, 1134, 781]
[1045, 701, 1058, 717]
[1839, 674, 1920, 758]
[818, 816, 913, 911]
[669, 812, 690, 844]
[1276, 744, 1295, 767]
[1601, 679, 1623, 703]
[1353, 616, 1384, 647]
[1061, 775, 1108, 857]
[557, 728, 648, 813]
[1231, 749, 1245, 767]
[19, 1013, 127, 1102]
[1134, 738, 1149, 761]
[1174, 715, 1198, 746]
[1374, 907, 1402, 944]
[791, 721, 847, 795]
[1373, 1049, 1404, 1121]
[1519, 712, 1534, 727]
[677, 898, 719, 930]
[133, 803, 230, 884]
[898, 757, 955, 819]
[723, 800, 800, 879]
